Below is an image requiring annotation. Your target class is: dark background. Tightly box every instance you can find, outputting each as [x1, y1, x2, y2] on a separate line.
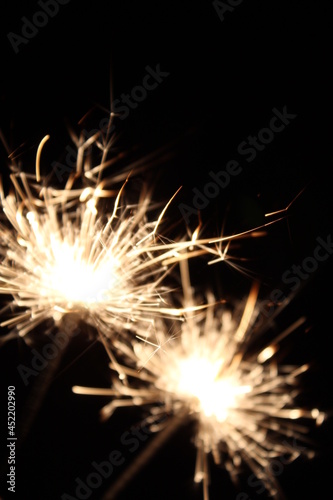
[1, 1, 333, 499]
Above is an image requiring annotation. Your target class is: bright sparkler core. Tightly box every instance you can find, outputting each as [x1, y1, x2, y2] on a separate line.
[175, 356, 251, 422]
[25, 207, 122, 308]
[42, 241, 120, 306]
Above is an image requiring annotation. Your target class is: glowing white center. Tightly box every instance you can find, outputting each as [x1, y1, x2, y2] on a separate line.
[41, 243, 120, 305]
[177, 356, 251, 421]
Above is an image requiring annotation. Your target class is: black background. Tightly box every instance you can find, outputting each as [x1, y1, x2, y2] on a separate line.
[1, 1, 333, 499]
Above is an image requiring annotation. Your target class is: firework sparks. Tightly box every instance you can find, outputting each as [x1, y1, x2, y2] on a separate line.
[0, 130, 267, 341]
[1, 121, 282, 343]
[2, 124, 322, 498]
[74, 261, 326, 499]
[0, 137, 181, 338]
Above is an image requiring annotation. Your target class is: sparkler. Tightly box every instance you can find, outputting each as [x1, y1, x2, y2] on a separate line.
[0, 131, 184, 340]
[74, 260, 326, 499]
[1, 120, 325, 499]
[0, 125, 276, 341]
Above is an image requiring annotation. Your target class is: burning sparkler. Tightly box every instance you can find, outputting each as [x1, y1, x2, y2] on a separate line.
[0, 128, 266, 343]
[73, 260, 326, 499]
[0, 123, 278, 342]
[0, 131, 182, 339]
[2, 121, 322, 499]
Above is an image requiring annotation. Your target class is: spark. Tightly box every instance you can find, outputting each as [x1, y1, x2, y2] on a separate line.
[35, 134, 50, 183]
[0, 127, 280, 339]
[1, 104, 326, 500]
[74, 261, 326, 499]
[0, 131, 208, 338]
